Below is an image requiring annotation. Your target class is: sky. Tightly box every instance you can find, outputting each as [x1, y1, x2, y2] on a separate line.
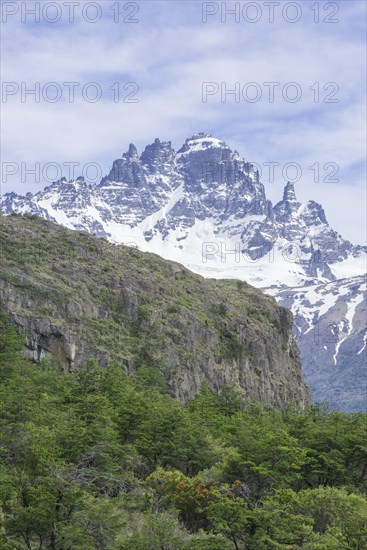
[1, 0, 366, 244]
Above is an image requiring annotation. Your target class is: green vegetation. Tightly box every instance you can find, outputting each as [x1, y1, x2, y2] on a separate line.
[1, 313, 366, 549]
[0, 215, 310, 407]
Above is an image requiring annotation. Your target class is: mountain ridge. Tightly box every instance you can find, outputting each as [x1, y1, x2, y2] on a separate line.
[2, 134, 365, 284]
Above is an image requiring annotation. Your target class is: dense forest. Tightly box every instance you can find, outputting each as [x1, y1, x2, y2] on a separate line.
[0, 312, 366, 549]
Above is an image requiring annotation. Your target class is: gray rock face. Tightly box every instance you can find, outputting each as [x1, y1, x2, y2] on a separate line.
[140, 138, 176, 172]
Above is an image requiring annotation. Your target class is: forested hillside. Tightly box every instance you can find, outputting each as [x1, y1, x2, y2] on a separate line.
[1, 313, 366, 549]
[0, 214, 310, 408]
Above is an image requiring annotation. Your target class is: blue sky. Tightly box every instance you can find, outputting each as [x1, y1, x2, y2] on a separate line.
[1, 0, 366, 244]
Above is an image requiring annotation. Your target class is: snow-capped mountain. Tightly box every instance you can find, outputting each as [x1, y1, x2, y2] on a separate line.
[267, 275, 366, 411]
[1, 133, 366, 410]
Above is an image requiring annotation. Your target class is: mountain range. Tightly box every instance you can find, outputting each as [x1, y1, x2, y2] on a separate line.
[1, 133, 366, 410]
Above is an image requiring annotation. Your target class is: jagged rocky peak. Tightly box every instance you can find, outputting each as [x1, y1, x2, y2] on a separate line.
[273, 181, 302, 222]
[283, 181, 298, 203]
[125, 143, 139, 159]
[303, 200, 328, 225]
[275, 182, 328, 227]
[100, 143, 145, 186]
[140, 138, 176, 172]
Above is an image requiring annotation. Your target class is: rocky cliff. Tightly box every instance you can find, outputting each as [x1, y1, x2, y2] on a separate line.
[0, 215, 310, 409]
